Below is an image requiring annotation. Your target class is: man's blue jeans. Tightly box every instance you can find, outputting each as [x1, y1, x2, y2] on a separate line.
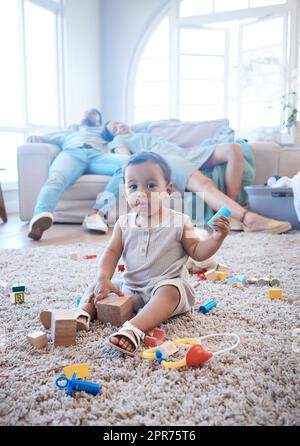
[33, 147, 129, 217]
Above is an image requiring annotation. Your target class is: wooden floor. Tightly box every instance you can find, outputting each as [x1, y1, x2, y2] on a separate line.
[0, 214, 113, 249]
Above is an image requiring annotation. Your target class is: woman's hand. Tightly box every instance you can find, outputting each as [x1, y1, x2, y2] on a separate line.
[212, 216, 230, 240]
[92, 278, 124, 305]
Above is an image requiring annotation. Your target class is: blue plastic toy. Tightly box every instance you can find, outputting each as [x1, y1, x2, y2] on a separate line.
[227, 275, 246, 285]
[55, 372, 101, 397]
[207, 207, 232, 228]
[199, 299, 217, 314]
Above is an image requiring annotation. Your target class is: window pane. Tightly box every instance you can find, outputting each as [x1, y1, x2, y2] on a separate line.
[180, 0, 213, 17]
[142, 17, 169, 58]
[25, 1, 59, 126]
[135, 82, 169, 107]
[243, 17, 283, 51]
[180, 29, 225, 55]
[180, 55, 224, 80]
[0, 0, 24, 127]
[136, 57, 169, 82]
[214, 0, 249, 13]
[179, 105, 224, 121]
[134, 107, 169, 123]
[250, 0, 286, 7]
[241, 100, 281, 127]
[180, 80, 224, 104]
[0, 133, 24, 182]
[242, 72, 282, 102]
[243, 46, 283, 76]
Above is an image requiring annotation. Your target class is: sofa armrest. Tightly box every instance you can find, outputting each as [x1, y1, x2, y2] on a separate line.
[249, 142, 280, 185]
[18, 143, 60, 221]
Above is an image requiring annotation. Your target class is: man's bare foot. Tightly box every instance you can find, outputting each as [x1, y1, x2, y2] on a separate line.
[243, 211, 292, 234]
[110, 335, 135, 353]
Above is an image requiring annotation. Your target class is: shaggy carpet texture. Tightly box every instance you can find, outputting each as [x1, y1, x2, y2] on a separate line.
[0, 232, 299, 426]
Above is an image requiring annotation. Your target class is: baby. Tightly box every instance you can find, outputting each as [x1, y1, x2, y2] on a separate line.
[79, 152, 230, 356]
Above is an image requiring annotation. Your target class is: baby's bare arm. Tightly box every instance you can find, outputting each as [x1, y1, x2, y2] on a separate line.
[182, 217, 229, 261]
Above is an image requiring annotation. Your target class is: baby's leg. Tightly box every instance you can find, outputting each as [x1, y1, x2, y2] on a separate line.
[110, 285, 180, 353]
[78, 282, 97, 328]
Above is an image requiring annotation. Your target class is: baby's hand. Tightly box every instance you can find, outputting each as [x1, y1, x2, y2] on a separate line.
[93, 278, 124, 305]
[212, 216, 230, 240]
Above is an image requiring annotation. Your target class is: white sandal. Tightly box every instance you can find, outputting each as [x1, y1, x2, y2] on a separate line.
[108, 321, 145, 357]
[40, 308, 91, 331]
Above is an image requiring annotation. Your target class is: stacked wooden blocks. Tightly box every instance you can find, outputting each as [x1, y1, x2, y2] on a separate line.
[51, 309, 77, 347]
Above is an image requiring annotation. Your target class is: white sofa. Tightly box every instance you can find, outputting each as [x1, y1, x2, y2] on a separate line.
[18, 119, 300, 223]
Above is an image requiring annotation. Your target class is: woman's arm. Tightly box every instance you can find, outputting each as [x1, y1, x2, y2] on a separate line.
[114, 146, 131, 155]
[181, 217, 230, 261]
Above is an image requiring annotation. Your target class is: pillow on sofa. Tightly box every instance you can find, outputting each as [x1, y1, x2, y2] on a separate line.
[132, 118, 229, 148]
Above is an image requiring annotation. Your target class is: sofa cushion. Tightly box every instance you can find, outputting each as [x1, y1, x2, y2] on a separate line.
[132, 118, 229, 148]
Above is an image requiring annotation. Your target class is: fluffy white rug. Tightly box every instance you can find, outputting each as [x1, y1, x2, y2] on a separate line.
[0, 232, 299, 426]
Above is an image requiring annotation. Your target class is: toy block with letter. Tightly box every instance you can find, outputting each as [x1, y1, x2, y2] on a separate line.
[96, 294, 133, 327]
[27, 331, 48, 349]
[51, 309, 77, 347]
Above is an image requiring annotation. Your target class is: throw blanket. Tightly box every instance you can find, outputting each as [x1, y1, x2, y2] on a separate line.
[186, 126, 256, 226]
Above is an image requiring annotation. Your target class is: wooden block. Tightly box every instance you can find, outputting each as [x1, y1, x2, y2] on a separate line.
[268, 288, 284, 300]
[10, 291, 25, 304]
[215, 271, 228, 281]
[232, 282, 244, 290]
[70, 252, 80, 260]
[204, 269, 217, 281]
[216, 263, 229, 273]
[51, 309, 77, 347]
[64, 363, 90, 379]
[27, 331, 48, 349]
[96, 294, 133, 327]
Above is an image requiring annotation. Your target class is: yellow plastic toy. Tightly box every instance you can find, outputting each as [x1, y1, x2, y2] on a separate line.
[64, 363, 90, 379]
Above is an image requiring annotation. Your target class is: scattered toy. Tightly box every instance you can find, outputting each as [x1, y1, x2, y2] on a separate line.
[27, 331, 48, 349]
[83, 254, 97, 259]
[207, 207, 232, 228]
[96, 293, 133, 326]
[70, 252, 80, 260]
[55, 372, 100, 397]
[199, 299, 217, 314]
[51, 309, 77, 347]
[118, 264, 125, 272]
[144, 328, 166, 347]
[268, 288, 285, 300]
[64, 363, 90, 380]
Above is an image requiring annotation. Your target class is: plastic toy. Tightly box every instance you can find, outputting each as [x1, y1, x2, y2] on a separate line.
[144, 328, 166, 347]
[83, 254, 97, 259]
[216, 263, 229, 273]
[64, 363, 90, 379]
[207, 207, 232, 228]
[227, 275, 246, 285]
[199, 299, 217, 314]
[55, 372, 100, 396]
[268, 288, 284, 299]
[142, 334, 240, 369]
[270, 278, 280, 287]
[118, 264, 125, 272]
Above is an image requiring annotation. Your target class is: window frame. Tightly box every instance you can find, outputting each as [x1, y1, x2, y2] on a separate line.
[0, 0, 64, 186]
[129, 0, 300, 135]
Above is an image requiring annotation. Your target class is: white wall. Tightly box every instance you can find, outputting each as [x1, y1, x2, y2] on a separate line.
[100, 0, 168, 123]
[63, 0, 102, 125]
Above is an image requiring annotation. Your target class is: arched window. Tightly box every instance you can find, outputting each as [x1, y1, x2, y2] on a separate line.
[133, 16, 170, 123]
[131, 0, 299, 140]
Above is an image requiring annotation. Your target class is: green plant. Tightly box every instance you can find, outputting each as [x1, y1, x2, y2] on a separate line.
[282, 91, 298, 129]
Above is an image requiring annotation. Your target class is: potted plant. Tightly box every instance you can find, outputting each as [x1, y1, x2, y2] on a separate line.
[280, 91, 299, 145]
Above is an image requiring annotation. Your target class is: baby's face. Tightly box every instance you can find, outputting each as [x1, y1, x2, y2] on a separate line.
[124, 162, 172, 217]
